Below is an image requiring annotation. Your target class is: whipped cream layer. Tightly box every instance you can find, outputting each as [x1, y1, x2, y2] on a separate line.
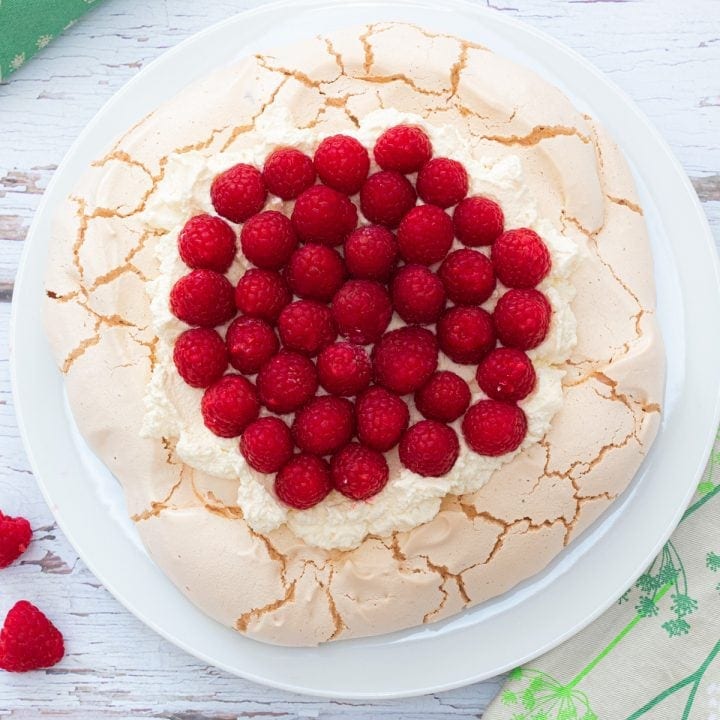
[142, 108, 580, 550]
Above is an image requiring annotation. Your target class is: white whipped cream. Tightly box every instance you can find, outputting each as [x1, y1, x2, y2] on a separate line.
[141, 108, 579, 550]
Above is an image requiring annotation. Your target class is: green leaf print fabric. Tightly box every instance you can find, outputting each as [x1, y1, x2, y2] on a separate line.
[484, 431, 720, 720]
[0, 0, 103, 81]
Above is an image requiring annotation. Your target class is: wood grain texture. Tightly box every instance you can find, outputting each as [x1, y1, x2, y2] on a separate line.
[0, 0, 718, 716]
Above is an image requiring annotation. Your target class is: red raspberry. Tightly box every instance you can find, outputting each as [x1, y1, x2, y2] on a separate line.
[416, 158, 468, 208]
[493, 288, 551, 350]
[275, 454, 331, 510]
[438, 306, 495, 364]
[291, 185, 357, 246]
[285, 244, 346, 302]
[359, 171, 416, 228]
[211, 163, 267, 223]
[415, 371, 471, 423]
[317, 342, 372, 396]
[226, 316, 278, 374]
[256, 351, 318, 414]
[476, 348, 536, 402]
[372, 326, 438, 395]
[355, 387, 409, 452]
[0, 601, 64, 672]
[239, 211, 297, 270]
[278, 300, 337, 356]
[331, 443, 389, 500]
[453, 196, 505, 247]
[332, 280, 392, 345]
[491, 228, 551, 288]
[313, 134, 370, 194]
[391, 264, 446, 324]
[240, 417, 294, 473]
[201, 375, 260, 438]
[373, 124, 432, 173]
[178, 214, 236, 273]
[397, 204, 453, 265]
[170, 269, 236, 328]
[439, 248, 496, 305]
[344, 225, 398, 281]
[462, 400, 527, 456]
[262, 147, 316, 200]
[173, 328, 228, 388]
[235, 268, 290, 322]
[292, 396, 355, 456]
[0, 512, 32, 569]
[399, 420, 459, 477]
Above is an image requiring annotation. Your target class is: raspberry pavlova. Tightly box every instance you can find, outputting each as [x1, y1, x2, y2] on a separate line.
[45, 23, 664, 645]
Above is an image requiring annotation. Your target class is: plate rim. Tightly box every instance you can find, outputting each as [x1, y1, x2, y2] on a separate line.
[10, 0, 720, 699]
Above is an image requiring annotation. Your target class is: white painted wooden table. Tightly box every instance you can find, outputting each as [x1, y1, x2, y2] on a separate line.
[1, 0, 718, 716]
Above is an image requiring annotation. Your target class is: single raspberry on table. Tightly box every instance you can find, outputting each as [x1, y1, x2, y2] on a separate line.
[491, 228, 551, 289]
[201, 375, 260, 438]
[173, 328, 228, 388]
[399, 420, 459, 477]
[240, 417, 294, 473]
[239, 211, 298, 270]
[285, 244, 346, 302]
[391, 264, 446, 325]
[332, 279, 392, 345]
[416, 157, 468, 209]
[453, 196, 504, 247]
[275, 454, 332, 510]
[278, 300, 337, 356]
[397, 204, 454, 265]
[292, 396, 355, 456]
[373, 124, 432, 173]
[291, 185, 357, 246]
[372, 326, 438, 395]
[256, 351, 318, 414]
[355, 387, 409, 452]
[476, 347, 536, 402]
[439, 248, 496, 305]
[178, 214, 236, 273]
[317, 342, 372, 397]
[0, 512, 32, 569]
[234, 268, 290, 322]
[359, 170, 417, 228]
[226, 316, 278, 374]
[313, 134, 370, 195]
[344, 225, 398, 281]
[0, 601, 64, 672]
[437, 306, 496, 364]
[493, 288, 551, 350]
[462, 400, 527, 456]
[211, 163, 267, 223]
[331, 443, 389, 500]
[262, 147, 316, 200]
[170, 269, 236, 328]
[415, 371, 471, 423]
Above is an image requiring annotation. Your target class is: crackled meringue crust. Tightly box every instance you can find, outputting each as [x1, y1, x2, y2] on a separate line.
[44, 22, 664, 646]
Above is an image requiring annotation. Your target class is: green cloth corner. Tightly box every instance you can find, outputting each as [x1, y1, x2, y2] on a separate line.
[484, 430, 720, 720]
[0, 0, 103, 81]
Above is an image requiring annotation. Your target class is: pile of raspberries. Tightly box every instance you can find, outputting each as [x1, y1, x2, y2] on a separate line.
[170, 124, 552, 510]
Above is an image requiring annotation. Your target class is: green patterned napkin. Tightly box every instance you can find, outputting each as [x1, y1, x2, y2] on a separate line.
[0, 0, 103, 81]
[485, 430, 720, 720]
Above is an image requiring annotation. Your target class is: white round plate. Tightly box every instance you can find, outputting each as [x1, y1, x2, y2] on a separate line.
[11, 0, 720, 699]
